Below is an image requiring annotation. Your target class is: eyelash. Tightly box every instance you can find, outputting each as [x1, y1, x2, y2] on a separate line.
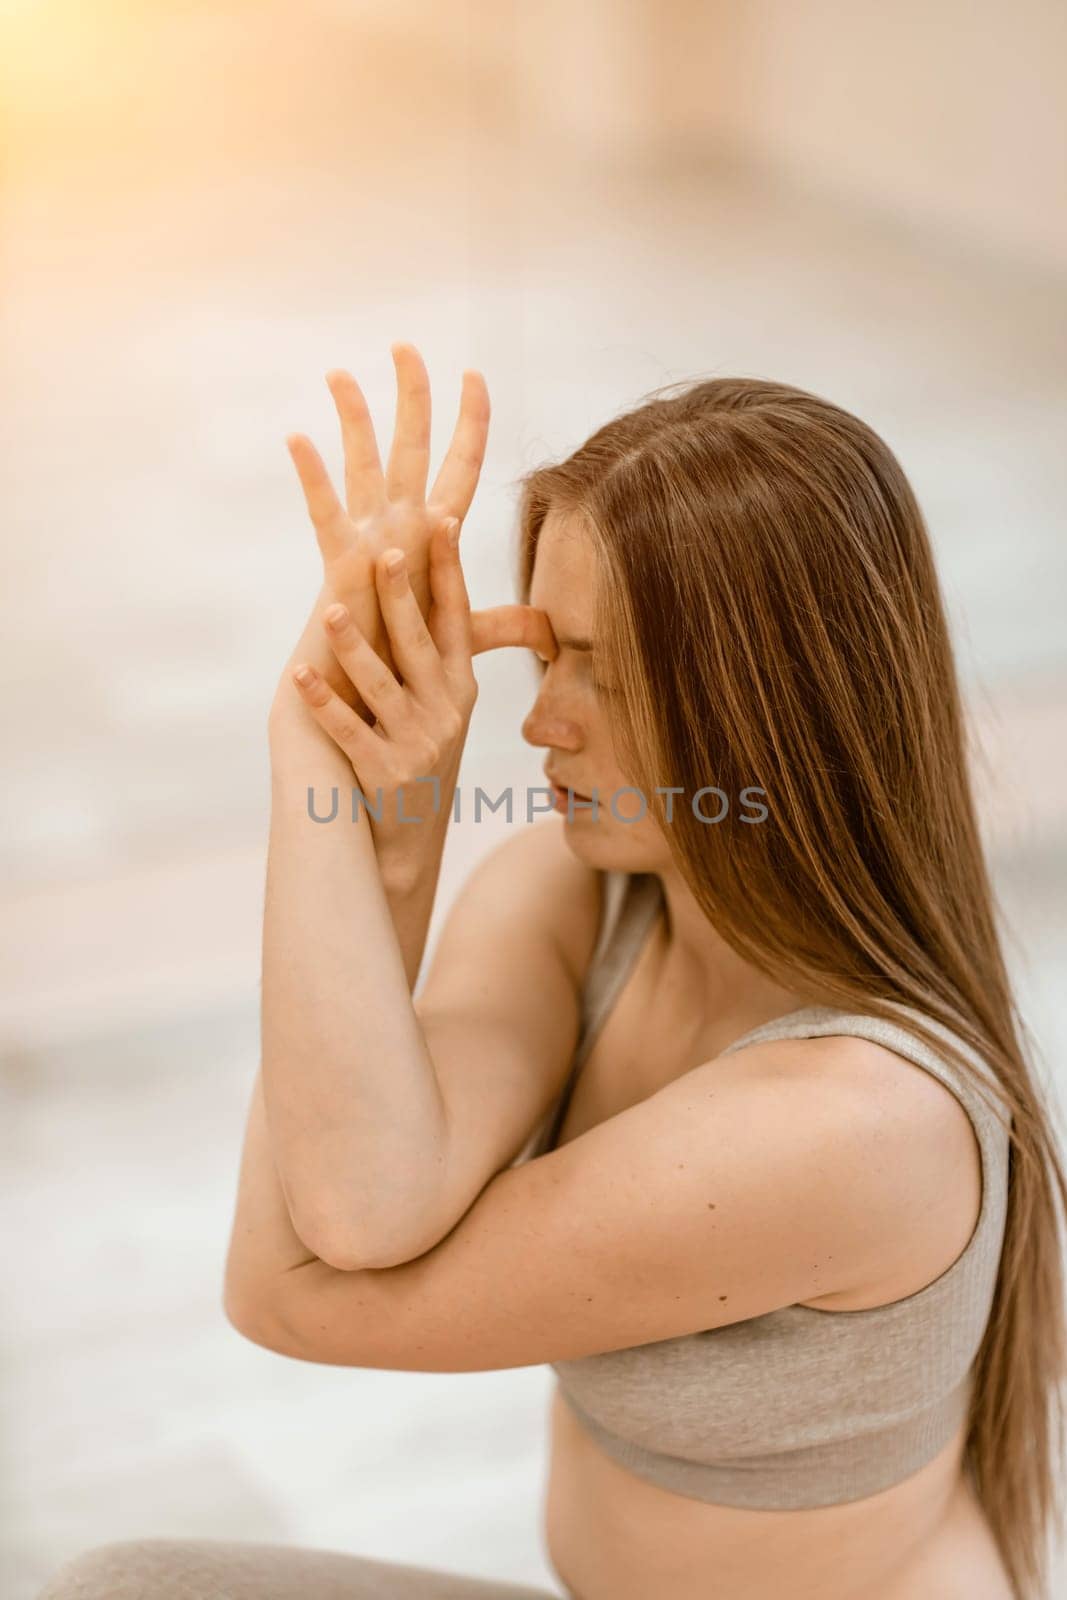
[534, 659, 613, 694]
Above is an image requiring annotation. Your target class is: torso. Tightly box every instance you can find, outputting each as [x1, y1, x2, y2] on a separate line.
[540, 866, 1012, 1600]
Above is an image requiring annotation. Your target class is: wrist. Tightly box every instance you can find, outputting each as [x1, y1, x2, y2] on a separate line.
[268, 681, 354, 777]
[285, 592, 370, 711]
[377, 833, 444, 900]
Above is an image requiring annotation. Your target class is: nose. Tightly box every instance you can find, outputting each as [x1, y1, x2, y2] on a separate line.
[520, 668, 584, 751]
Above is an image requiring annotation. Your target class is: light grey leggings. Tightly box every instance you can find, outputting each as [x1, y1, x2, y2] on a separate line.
[34, 1538, 567, 1599]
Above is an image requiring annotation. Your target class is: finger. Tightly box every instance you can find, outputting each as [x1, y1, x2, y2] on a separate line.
[321, 602, 413, 741]
[384, 342, 431, 505]
[290, 663, 382, 771]
[470, 604, 558, 660]
[428, 368, 490, 523]
[285, 434, 351, 562]
[427, 517, 473, 669]
[324, 368, 387, 523]
[373, 548, 449, 706]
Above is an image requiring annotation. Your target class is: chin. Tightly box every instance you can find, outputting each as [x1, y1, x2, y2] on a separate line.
[557, 817, 665, 875]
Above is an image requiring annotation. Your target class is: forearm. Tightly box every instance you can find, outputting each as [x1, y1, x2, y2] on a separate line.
[268, 679, 448, 990]
[371, 752, 458, 995]
[261, 689, 451, 1270]
[223, 1063, 320, 1337]
[225, 1063, 400, 1358]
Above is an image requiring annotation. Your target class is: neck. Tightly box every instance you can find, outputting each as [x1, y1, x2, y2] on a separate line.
[652, 861, 815, 1037]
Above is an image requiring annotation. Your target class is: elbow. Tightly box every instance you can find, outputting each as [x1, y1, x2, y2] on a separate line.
[292, 1207, 442, 1273]
[286, 1197, 363, 1271]
[281, 1154, 455, 1273]
[222, 1279, 294, 1356]
[296, 1228, 424, 1274]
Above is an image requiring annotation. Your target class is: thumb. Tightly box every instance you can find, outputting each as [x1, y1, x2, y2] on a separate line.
[470, 604, 558, 661]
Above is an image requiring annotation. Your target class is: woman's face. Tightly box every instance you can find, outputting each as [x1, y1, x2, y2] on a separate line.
[522, 509, 670, 871]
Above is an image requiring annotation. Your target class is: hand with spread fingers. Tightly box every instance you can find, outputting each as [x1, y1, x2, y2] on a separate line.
[279, 346, 558, 880]
[280, 343, 554, 723]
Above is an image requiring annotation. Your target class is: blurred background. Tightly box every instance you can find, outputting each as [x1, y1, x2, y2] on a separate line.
[2, 1, 1066, 1594]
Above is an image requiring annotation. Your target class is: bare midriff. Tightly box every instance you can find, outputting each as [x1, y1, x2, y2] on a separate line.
[541, 1388, 1012, 1600]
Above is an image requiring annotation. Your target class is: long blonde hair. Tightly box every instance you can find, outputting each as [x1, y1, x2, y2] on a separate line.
[514, 376, 1067, 1599]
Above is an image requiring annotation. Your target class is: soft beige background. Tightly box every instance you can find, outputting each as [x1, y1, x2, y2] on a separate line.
[2, 2, 1065, 1595]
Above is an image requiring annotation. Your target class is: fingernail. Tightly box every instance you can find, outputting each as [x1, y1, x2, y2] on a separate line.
[447, 519, 461, 550]
[385, 551, 406, 579]
[293, 665, 316, 686]
[324, 603, 348, 628]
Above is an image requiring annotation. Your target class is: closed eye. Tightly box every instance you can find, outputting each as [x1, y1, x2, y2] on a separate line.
[531, 654, 613, 693]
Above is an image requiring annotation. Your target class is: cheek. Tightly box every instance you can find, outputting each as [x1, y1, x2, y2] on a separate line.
[533, 667, 595, 720]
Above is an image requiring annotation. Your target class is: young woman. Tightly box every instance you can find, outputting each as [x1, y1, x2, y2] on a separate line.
[38, 347, 1067, 1600]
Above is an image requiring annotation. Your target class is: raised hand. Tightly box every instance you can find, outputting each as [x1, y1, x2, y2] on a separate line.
[288, 507, 557, 882]
[282, 343, 491, 720]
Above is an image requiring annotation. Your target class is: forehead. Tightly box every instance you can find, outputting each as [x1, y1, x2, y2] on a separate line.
[528, 508, 597, 635]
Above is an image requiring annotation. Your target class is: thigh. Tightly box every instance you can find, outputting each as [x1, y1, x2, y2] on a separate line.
[34, 1537, 565, 1600]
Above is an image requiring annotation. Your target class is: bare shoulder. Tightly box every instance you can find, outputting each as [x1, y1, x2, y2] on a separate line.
[470, 815, 603, 985]
[764, 1031, 984, 1308]
[794, 1030, 983, 1176]
[417, 815, 602, 1017]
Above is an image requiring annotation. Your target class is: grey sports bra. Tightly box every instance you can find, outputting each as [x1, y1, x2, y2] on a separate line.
[516, 869, 1012, 1510]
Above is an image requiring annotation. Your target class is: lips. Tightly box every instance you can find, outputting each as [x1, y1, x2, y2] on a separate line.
[547, 776, 592, 801]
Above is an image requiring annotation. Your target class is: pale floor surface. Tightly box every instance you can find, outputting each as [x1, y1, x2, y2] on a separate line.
[3, 10, 1067, 1594]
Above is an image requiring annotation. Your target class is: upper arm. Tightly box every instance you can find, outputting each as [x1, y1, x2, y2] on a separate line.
[251, 1036, 965, 1372]
[411, 817, 601, 1235]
